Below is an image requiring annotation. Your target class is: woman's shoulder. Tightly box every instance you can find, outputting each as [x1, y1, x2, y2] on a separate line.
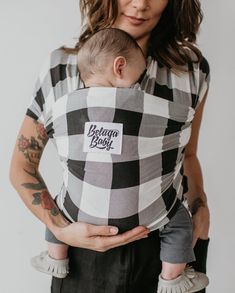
[149, 50, 210, 82]
[185, 48, 210, 108]
[49, 47, 78, 66]
[199, 55, 210, 78]
[147, 48, 210, 109]
[44, 47, 80, 93]
[27, 47, 81, 125]
[184, 46, 210, 77]
[47, 47, 78, 76]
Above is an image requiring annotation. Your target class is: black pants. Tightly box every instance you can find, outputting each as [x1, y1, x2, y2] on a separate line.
[189, 238, 210, 293]
[51, 229, 209, 293]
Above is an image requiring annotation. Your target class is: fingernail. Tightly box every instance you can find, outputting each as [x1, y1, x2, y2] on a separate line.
[110, 227, 118, 234]
[143, 235, 148, 238]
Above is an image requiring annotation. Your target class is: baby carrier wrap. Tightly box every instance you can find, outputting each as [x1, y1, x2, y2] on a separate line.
[50, 86, 195, 233]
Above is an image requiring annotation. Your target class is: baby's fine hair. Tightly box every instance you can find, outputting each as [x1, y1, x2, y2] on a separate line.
[77, 28, 143, 82]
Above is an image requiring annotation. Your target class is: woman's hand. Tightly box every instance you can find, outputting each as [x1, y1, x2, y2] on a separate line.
[192, 204, 210, 247]
[55, 222, 150, 252]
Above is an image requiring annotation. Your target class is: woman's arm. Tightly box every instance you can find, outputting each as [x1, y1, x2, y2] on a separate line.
[9, 116, 70, 232]
[9, 116, 149, 251]
[183, 90, 210, 246]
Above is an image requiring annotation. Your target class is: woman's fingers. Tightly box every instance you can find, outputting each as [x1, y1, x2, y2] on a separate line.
[58, 222, 150, 252]
[86, 223, 148, 238]
[85, 223, 119, 237]
[93, 226, 150, 251]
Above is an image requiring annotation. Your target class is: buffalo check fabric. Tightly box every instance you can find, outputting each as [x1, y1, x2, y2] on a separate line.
[26, 48, 210, 233]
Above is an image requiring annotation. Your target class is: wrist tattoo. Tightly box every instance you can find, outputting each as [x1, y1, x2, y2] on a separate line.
[190, 197, 207, 215]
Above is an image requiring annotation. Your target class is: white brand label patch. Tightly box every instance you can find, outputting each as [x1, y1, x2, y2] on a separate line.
[83, 122, 123, 154]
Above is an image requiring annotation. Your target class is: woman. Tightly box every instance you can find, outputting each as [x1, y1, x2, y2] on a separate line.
[10, 1, 210, 292]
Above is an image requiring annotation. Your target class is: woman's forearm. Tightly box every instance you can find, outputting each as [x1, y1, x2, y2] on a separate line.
[183, 154, 208, 214]
[9, 117, 70, 237]
[9, 162, 69, 236]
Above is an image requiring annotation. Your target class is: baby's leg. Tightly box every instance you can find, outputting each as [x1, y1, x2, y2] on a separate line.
[158, 262, 209, 293]
[31, 229, 69, 278]
[161, 261, 186, 280]
[47, 241, 69, 260]
[158, 201, 209, 292]
[31, 240, 69, 278]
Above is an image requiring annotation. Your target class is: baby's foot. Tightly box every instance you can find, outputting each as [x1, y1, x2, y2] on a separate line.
[30, 250, 69, 278]
[157, 266, 209, 293]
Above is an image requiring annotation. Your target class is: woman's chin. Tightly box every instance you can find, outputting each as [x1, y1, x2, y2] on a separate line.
[112, 25, 140, 40]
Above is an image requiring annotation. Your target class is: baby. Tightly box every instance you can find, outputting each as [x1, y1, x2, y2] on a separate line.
[31, 28, 209, 293]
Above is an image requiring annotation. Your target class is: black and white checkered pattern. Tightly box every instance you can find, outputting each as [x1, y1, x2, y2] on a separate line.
[26, 48, 210, 233]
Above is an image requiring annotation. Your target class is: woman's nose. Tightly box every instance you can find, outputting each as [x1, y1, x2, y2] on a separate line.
[132, 0, 149, 11]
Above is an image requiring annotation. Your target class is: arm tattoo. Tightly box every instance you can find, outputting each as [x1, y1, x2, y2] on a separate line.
[18, 120, 48, 164]
[18, 135, 42, 164]
[21, 167, 59, 216]
[19, 121, 58, 216]
[21, 168, 46, 190]
[32, 190, 59, 216]
[34, 120, 48, 145]
[189, 197, 207, 215]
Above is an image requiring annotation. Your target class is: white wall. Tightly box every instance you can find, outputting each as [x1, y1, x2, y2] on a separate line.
[1, 1, 234, 292]
[198, 1, 235, 292]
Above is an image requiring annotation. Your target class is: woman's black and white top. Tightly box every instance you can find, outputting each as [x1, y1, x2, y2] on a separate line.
[26, 48, 210, 232]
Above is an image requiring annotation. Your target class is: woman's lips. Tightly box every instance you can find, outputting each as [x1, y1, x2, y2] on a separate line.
[124, 15, 146, 25]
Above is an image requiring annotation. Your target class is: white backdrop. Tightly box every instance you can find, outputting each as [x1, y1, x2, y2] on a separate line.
[1, 1, 234, 292]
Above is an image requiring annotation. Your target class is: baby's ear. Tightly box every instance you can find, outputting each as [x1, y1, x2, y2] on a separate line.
[113, 56, 127, 78]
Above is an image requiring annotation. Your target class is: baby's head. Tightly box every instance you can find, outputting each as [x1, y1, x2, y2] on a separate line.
[77, 28, 146, 88]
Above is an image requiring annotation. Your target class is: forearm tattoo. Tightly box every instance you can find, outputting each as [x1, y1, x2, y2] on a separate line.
[19, 121, 58, 216]
[31, 190, 60, 216]
[21, 167, 59, 216]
